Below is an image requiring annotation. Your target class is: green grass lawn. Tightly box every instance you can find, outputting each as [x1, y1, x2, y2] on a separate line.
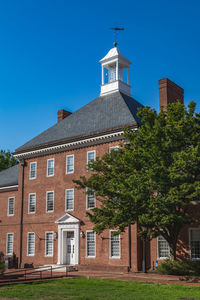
[0, 277, 200, 300]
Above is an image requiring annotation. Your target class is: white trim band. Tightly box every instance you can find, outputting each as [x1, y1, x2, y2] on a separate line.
[14, 131, 124, 158]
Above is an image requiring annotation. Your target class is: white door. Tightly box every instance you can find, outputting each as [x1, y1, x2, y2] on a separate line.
[66, 231, 75, 265]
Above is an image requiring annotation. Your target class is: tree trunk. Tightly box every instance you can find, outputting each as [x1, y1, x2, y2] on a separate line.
[170, 242, 177, 260]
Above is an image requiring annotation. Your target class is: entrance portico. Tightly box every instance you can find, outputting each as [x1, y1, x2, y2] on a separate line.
[55, 213, 80, 265]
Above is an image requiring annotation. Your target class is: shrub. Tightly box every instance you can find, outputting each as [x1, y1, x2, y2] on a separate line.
[157, 260, 200, 276]
[0, 263, 5, 275]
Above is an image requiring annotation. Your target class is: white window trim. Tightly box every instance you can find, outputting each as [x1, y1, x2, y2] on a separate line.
[157, 235, 170, 260]
[86, 188, 96, 210]
[27, 232, 35, 256]
[45, 231, 54, 257]
[29, 162, 37, 180]
[189, 228, 200, 261]
[28, 193, 36, 214]
[86, 230, 96, 258]
[7, 197, 15, 216]
[109, 230, 120, 259]
[87, 150, 96, 170]
[6, 233, 14, 255]
[66, 154, 74, 174]
[65, 188, 74, 211]
[46, 191, 54, 213]
[46, 158, 55, 177]
[109, 146, 119, 153]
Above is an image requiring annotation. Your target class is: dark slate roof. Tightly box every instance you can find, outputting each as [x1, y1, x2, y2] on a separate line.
[0, 165, 19, 187]
[15, 92, 143, 153]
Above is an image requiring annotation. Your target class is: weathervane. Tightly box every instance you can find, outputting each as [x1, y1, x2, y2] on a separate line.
[110, 27, 124, 47]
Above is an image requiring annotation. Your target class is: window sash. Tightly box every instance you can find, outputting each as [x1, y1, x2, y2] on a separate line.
[87, 151, 95, 164]
[86, 189, 95, 209]
[7, 233, 14, 255]
[66, 155, 74, 173]
[45, 233, 53, 256]
[158, 235, 170, 259]
[46, 192, 54, 212]
[8, 197, 14, 215]
[27, 233, 35, 256]
[191, 230, 200, 259]
[47, 159, 54, 176]
[110, 231, 120, 258]
[86, 232, 95, 257]
[29, 194, 36, 213]
[66, 189, 74, 210]
[30, 162, 36, 179]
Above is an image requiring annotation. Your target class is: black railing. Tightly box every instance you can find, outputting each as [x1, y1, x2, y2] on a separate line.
[1, 265, 74, 282]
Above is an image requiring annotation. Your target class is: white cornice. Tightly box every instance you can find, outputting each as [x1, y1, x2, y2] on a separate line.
[0, 185, 18, 190]
[14, 131, 124, 159]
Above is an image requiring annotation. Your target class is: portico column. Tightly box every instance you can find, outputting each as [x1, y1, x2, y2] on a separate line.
[57, 228, 62, 264]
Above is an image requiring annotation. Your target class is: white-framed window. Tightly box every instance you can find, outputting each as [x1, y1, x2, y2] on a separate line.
[86, 188, 95, 210]
[28, 193, 36, 214]
[29, 162, 37, 179]
[45, 232, 54, 257]
[8, 197, 15, 216]
[86, 231, 96, 258]
[87, 150, 96, 170]
[47, 158, 54, 177]
[46, 191, 54, 213]
[66, 155, 74, 174]
[66, 189, 74, 211]
[157, 235, 170, 259]
[190, 229, 200, 260]
[110, 231, 120, 258]
[109, 146, 119, 153]
[27, 232, 35, 256]
[6, 233, 14, 255]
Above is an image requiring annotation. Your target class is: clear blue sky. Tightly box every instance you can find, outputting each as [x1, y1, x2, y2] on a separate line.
[1, 0, 200, 151]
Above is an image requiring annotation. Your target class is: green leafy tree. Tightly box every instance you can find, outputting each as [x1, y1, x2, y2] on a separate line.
[0, 150, 18, 172]
[74, 101, 200, 260]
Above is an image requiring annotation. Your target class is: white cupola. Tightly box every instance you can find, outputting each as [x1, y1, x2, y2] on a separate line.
[100, 46, 132, 96]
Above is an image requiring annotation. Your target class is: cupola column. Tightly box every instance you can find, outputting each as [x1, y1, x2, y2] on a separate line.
[127, 67, 130, 85]
[116, 60, 119, 81]
[102, 65, 104, 85]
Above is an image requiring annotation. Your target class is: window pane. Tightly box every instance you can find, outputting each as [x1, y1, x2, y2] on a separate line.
[67, 156, 74, 173]
[29, 194, 36, 213]
[47, 192, 54, 212]
[88, 151, 95, 163]
[191, 230, 200, 259]
[66, 189, 74, 210]
[87, 189, 95, 209]
[7, 233, 13, 255]
[158, 235, 170, 259]
[30, 163, 36, 178]
[46, 233, 53, 256]
[8, 198, 14, 215]
[48, 159, 54, 176]
[87, 232, 95, 257]
[28, 233, 35, 255]
[111, 232, 120, 257]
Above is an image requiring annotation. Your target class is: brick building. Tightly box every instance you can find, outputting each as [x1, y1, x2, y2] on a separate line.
[0, 45, 196, 272]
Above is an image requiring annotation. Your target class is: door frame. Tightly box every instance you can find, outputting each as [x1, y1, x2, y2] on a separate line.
[56, 213, 80, 265]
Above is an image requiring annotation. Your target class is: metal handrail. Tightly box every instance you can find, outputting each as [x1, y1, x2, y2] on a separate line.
[2, 265, 74, 280]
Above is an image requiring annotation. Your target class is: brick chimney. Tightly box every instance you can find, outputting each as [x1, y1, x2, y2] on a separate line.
[57, 109, 72, 123]
[159, 78, 184, 111]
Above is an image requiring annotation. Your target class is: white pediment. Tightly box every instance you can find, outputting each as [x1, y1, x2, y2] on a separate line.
[55, 213, 80, 224]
